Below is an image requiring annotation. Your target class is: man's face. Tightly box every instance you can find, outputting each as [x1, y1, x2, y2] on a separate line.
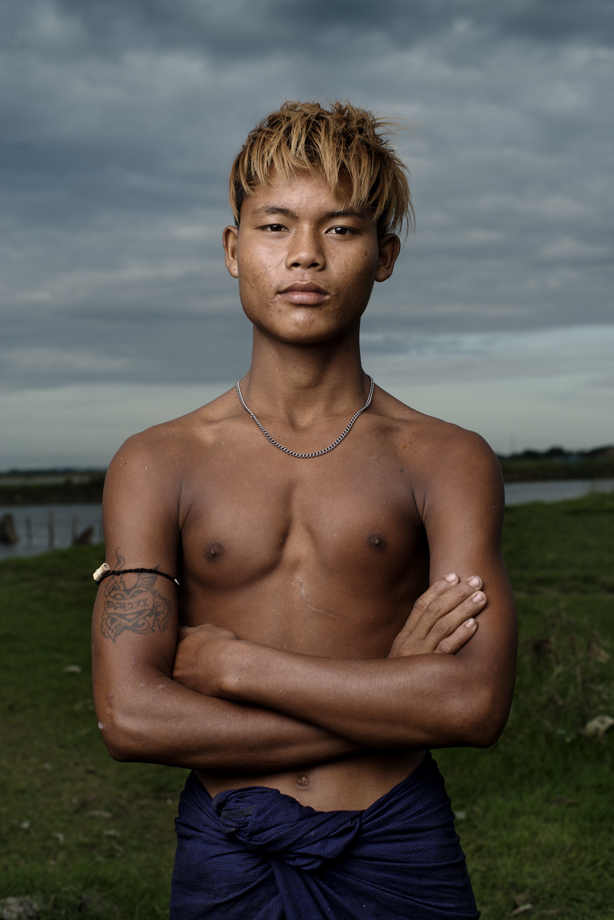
[223, 171, 400, 346]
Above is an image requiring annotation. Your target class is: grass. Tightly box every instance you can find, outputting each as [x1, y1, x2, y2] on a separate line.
[1, 492, 613, 918]
[0, 546, 185, 918]
[438, 492, 614, 919]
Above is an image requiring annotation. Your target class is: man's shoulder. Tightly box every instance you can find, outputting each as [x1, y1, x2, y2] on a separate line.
[375, 385, 496, 462]
[114, 387, 239, 461]
[105, 388, 242, 499]
[374, 386, 502, 518]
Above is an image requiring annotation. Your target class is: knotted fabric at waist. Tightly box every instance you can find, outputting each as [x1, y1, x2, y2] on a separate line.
[211, 785, 362, 870]
[170, 753, 480, 920]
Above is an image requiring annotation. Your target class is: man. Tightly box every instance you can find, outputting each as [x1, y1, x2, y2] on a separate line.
[92, 101, 516, 919]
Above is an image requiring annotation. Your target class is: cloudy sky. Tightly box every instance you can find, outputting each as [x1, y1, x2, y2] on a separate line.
[2, 0, 613, 469]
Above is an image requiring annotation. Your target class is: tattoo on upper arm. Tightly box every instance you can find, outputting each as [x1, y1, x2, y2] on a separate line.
[100, 551, 172, 642]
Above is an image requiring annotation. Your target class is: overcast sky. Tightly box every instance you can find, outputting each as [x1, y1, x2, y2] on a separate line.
[1, 0, 613, 469]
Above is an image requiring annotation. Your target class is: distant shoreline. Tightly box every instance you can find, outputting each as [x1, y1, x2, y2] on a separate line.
[1, 457, 614, 504]
[0, 474, 105, 506]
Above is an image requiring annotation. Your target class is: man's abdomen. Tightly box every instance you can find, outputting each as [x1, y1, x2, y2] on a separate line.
[197, 749, 426, 811]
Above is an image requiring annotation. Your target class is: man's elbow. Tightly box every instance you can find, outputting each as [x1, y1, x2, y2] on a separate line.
[95, 704, 157, 763]
[461, 685, 512, 748]
[97, 718, 141, 762]
[464, 715, 506, 748]
[103, 735, 134, 763]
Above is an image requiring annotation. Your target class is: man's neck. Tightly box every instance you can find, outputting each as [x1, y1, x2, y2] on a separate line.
[241, 326, 369, 427]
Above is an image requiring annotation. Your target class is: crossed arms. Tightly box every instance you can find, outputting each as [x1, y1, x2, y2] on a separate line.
[92, 433, 517, 772]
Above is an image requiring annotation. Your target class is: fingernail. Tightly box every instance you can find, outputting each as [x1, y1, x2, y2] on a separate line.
[465, 618, 476, 628]
[472, 592, 485, 603]
[468, 576, 481, 588]
[445, 573, 458, 583]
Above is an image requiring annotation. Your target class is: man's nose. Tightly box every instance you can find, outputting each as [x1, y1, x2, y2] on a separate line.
[285, 228, 324, 269]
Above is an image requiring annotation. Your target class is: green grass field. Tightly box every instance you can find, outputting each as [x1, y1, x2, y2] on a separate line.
[1, 492, 613, 919]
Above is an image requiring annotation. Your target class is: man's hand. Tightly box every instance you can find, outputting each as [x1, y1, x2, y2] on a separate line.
[388, 573, 485, 659]
[173, 623, 239, 696]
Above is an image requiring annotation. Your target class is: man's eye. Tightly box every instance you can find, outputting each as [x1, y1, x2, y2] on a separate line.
[329, 226, 354, 235]
[265, 224, 286, 232]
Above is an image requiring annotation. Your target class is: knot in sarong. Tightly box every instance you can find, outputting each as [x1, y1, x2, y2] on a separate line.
[212, 786, 361, 871]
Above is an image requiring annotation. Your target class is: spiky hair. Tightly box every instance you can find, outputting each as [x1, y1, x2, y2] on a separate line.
[229, 100, 413, 236]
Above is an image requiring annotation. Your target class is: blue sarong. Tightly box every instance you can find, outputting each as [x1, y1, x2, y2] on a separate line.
[170, 752, 479, 919]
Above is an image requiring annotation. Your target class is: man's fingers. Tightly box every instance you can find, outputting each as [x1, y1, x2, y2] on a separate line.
[388, 575, 486, 658]
[389, 586, 485, 657]
[406, 577, 484, 641]
[415, 590, 486, 654]
[413, 574, 482, 614]
[435, 616, 479, 655]
[432, 591, 486, 639]
[411, 573, 460, 613]
[402, 574, 459, 631]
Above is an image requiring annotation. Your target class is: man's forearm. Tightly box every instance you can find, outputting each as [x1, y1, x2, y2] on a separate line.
[217, 643, 507, 749]
[172, 575, 514, 751]
[96, 669, 360, 772]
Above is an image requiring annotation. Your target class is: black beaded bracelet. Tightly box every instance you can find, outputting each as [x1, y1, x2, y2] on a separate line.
[93, 562, 179, 586]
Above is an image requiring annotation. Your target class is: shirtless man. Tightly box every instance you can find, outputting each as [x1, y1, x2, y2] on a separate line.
[92, 101, 516, 919]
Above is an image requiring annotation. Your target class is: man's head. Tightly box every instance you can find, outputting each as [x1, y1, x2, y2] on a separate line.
[229, 100, 413, 238]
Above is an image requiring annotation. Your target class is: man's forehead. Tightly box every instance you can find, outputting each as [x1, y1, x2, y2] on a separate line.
[244, 171, 372, 222]
[250, 203, 368, 221]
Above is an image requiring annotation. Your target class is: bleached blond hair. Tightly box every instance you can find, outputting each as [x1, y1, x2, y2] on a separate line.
[230, 101, 413, 236]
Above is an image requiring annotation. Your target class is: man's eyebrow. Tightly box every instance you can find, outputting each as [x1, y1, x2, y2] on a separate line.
[250, 206, 367, 221]
[324, 209, 367, 221]
[251, 206, 298, 218]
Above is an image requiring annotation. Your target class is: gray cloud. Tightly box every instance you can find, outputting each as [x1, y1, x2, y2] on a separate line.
[1, 0, 613, 398]
[11, 0, 614, 59]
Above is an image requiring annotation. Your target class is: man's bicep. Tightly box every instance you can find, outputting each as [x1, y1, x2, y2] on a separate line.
[423, 434, 516, 671]
[93, 435, 183, 681]
[102, 433, 182, 576]
[93, 571, 178, 668]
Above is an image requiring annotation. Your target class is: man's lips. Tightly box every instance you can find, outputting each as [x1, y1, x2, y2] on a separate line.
[278, 282, 329, 305]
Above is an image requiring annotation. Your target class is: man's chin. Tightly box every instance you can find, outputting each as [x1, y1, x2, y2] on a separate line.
[247, 312, 359, 348]
[255, 325, 351, 348]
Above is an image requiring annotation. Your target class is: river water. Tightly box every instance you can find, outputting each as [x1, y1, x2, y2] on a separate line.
[0, 503, 104, 560]
[504, 478, 614, 506]
[1, 479, 613, 560]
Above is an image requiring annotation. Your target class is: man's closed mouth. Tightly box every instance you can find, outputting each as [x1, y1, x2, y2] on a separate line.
[279, 282, 329, 304]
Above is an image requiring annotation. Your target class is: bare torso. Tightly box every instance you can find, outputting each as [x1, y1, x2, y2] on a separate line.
[93, 168, 516, 819]
[176, 388, 433, 809]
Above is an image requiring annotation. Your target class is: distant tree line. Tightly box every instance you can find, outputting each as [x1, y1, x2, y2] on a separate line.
[499, 445, 614, 462]
[497, 445, 614, 482]
[0, 472, 106, 505]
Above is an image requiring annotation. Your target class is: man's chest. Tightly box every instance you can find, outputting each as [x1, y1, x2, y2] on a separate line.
[178, 447, 426, 594]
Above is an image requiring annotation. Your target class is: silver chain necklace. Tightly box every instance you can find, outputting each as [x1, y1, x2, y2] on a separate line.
[235, 376, 375, 459]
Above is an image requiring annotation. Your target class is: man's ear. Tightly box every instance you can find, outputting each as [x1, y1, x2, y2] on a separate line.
[375, 234, 401, 283]
[223, 225, 239, 278]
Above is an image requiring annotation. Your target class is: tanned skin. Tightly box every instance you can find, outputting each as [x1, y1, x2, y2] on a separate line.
[92, 172, 516, 812]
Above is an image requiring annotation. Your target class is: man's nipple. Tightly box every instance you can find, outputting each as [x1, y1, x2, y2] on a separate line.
[205, 541, 226, 562]
[367, 532, 388, 552]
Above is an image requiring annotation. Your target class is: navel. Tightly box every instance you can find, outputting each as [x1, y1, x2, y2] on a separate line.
[204, 541, 226, 563]
[297, 774, 310, 788]
[367, 532, 388, 552]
